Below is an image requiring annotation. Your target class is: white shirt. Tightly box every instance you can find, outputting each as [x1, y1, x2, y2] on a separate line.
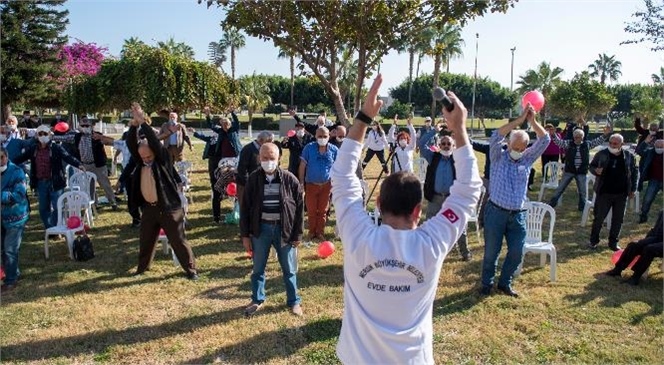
[363, 129, 389, 151]
[331, 139, 481, 365]
[388, 124, 417, 173]
[113, 140, 131, 169]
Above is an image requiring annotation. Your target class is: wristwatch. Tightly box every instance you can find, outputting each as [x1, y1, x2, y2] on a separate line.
[355, 110, 373, 124]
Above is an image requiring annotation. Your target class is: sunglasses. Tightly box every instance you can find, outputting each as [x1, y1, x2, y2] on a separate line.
[37, 132, 49, 136]
[80, 125, 91, 128]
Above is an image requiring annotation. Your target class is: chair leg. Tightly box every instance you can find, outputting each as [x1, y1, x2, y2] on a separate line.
[475, 223, 480, 242]
[66, 233, 75, 259]
[550, 249, 557, 282]
[581, 203, 591, 227]
[161, 238, 169, 255]
[44, 234, 50, 259]
[538, 187, 544, 201]
[540, 253, 546, 267]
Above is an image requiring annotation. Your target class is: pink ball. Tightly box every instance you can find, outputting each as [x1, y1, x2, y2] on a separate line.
[226, 182, 237, 197]
[611, 249, 639, 268]
[317, 241, 335, 259]
[287, 129, 296, 138]
[521, 90, 545, 112]
[159, 228, 165, 236]
[66, 216, 81, 229]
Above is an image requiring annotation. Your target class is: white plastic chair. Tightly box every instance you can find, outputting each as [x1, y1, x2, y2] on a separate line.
[466, 185, 486, 242]
[65, 165, 82, 188]
[415, 157, 428, 184]
[69, 171, 98, 225]
[175, 161, 194, 203]
[44, 191, 88, 259]
[629, 190, 640, 213]
[517, 201, 557, 282]
[581, 174, 612, 227]
[157, 229, 180, 266]
[538, 161, 563, 202]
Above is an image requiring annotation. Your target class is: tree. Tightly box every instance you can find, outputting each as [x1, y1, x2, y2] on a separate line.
[396, 29, 432, 105]
[652, 66, 664, 102]
[631, 94, 663, 122]
[277, 46, 296, 107]
[208, 41, 227, 72]
[219, 27, 246, 80]
[621, 0, 664, 52]
[588, 53, 622, 85]
[427, 24, 464, 118]
[548, 72, 616, 121]
[240, 72, 272, 137]
[201, 0, 515, 125]
[516, 62, 564, 118]
[0, 0, 69, 119]
[157, 37, 195, 59]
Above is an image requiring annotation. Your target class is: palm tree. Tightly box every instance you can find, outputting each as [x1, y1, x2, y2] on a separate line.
[121, 37, 147, 58]
[277, 46, 296, 107]
[415, 27, 435, 80]
[208, 41, 227, 72]
[397, 30, 433, 105]
[516, 62, 564, 118]
[219, 27, 246, 80]
[336, 47, 358, 114]
[240, 73, 271, 138]
[157, 37, 195, 59]
[588, 53, 622, 85]
[427, 24, 464, 118]
[652, 66, 664, 103]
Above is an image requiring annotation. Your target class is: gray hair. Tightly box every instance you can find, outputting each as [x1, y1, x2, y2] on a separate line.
[256, 131, 274, 143]
[573, 129, 585, 138]
[6, 115, 17, 124]
[509, 130, 530, 145]
[316, 126, 329, 135]
[649, 123, 659, 131]
[609, 133, 623, 144]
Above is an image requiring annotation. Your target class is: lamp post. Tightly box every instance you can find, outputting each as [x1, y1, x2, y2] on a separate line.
[509, 47, 516, 118]
[471, 33, 478, 137]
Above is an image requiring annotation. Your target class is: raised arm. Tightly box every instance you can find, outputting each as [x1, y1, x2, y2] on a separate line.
[497, 109, 528, 137]
[418, 129, 437, 163]
[634, 116, 648, 136]
[406, 122, 417, 150]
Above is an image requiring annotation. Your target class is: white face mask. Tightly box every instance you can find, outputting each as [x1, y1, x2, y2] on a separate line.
[38, 136, 50, 144]
[509, 150, 523, 160]
[317, 137, 328, 146]
[398, 140, 407, 148]
[608, 147, 621, 155]
[656, 148, 664, 154]
[261, 160, 278, 173]
[80, 127, 91, 134]
[372, 126, 378, 131]
[0, 165, 7, 173]
[650, 130, 657, 135]
[0, 135, 6, 143]
[169, 119, 177, 124]
[440, 150, 452, 157]
[336, 137, 344, 143]
[7, 124, 17, 131]
[296, 130, 305, 138]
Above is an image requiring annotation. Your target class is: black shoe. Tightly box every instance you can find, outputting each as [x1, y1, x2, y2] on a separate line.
[461, 252, 472, 262]
[622, 276, 640, 286]
[496, 285, 519, 297]
[132, 270, 146, 277]
[131, 221, 141, 228]
[604, 268, 622, 277]
[588, 242, 599, 250]
[213, 217, 221, 224]
[479, 286, 492, 296]
[638, 215, 647, 224]
[608, 243, 621, 252]
[187, 272, 199, 281]
[112, 204, 119, 211]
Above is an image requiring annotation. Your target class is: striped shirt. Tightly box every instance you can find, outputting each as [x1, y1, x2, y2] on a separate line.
[489, 131, 550, 210]
[261, 174, 281, 221]
[552, 133, 605, 170]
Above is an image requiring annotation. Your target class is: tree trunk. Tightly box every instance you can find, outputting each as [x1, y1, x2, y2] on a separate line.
[231, 47, 236, 80]
[407, 48, 414, 105]
[430, 53, 442, 119]
[446, 55, 450, 73]
[247, 109, 253, 139]
[416, 54, 422, 79]
[290, 55, 295, 107]
[354, 43, 367, 120]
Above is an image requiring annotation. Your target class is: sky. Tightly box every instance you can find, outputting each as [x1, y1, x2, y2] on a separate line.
[65, 0, 662, 96]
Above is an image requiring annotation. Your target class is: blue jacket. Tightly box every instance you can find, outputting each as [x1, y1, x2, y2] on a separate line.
[1, 162, 29, 228]
[14, 142, 83, 191]
[5, 137, 34, 164]
[206, 112, 242, 158]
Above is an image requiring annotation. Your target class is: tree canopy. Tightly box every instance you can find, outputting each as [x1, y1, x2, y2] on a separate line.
[548, 72, 616, 120]
[622, 0, 664, 52]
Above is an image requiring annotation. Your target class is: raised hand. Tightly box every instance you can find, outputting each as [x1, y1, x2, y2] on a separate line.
[131, 102, 145, 126]
[603, 124, 613, 136]
[361, 74, 384, 119]
[204, 106, 210, 116]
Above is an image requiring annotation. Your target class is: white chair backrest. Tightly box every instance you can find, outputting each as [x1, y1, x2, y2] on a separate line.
[175, 161, 193, 175]
[542, 162, 562, 184]
[218, 157, 238, 169]
[585, 174, 596, 202]
[416, 157, 428, 182]
[525, 201, 556, 244]
[69, 171, 97, 200]
[55, 191, 88, 227]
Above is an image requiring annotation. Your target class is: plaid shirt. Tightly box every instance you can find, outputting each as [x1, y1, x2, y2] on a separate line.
[78, 134, 94, 164]
[35, 146, 51, 179]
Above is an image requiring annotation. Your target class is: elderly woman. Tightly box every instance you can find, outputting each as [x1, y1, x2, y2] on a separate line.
[1, 146, 29, 292]
[387, 117, 417, 173]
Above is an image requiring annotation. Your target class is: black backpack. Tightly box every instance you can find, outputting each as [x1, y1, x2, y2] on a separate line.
[73, 235, 95, 261]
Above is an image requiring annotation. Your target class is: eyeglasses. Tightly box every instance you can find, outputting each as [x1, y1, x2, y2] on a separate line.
[37, 132, 49, 136]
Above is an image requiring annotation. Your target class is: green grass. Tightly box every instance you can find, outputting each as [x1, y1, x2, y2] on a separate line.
[0, 142, 662, 364]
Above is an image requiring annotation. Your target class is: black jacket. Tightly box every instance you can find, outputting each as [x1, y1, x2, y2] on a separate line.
[240, 167, 304, 244]
[74, 132, 107, 167]
[127, 123, 183, 211]
[589, 148, 638, 194]
[14, 142, 82, 191]
[236, 141, 260, 187]
[281, 134, 313, 175]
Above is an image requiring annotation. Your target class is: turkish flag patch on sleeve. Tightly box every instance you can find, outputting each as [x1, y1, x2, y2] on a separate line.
[441, 208, 459, 223]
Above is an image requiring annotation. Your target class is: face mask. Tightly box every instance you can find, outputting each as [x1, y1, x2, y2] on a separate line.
[0, 135, 6, 143]
[608, 147, 621, 154]
[169, 119, 177, 124]
[0, 165, 7, 173]
[296, 130, 304, 138]
[336, 137, 344, 143]
[144, 161, 153, 168]
[509, 150, 523, 160]
[7, 124, 16, 131]
[372, 126, 378, 131]
[656, 148, 664, 154]
[317, 137, 328, 146]
[440, 150, 452, 157]
[574, 140, 582, 145]
[398, 140, 407, 148]
[261, 160, 278, 173]
[80, 127, 91, 134]
[650, 131, 657, 135]
[38, 136, 50, 144]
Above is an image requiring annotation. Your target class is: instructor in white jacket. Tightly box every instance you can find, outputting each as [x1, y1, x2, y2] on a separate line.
[332, 74, 482, 364]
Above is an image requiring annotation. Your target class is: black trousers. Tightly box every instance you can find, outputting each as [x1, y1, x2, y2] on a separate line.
[209, 156, 222, 219]
[137, 205, 197, 275]
[590, 193, 628, 245]
[362, 149, 387, 172]
[126, 179, 141, 224]
[616, 238, 664, 277]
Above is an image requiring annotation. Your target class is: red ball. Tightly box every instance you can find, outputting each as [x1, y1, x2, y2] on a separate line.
[317, 241, 335, 259]
[521, 90, 545, 112]
[611, 249, 639, 268]
[66, 216, 81, 229]
[287, 129, 296, 138]
[226, 182, 237, 197]
[159, 228, 165, 236]
[54, 122, 69, 133]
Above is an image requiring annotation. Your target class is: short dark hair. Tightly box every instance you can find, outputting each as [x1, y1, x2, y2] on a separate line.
[378, 172, 422, 218]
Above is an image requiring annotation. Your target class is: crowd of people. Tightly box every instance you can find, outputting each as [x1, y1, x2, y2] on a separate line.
[0, 86, 662, 362]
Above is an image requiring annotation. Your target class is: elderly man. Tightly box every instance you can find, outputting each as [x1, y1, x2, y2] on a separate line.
[634, 116, 662, 144]
[548, 125, 612, 211]
[299, 127, 338, 240]
[240, 142, 304, 316]
[635, 136, 663, 223]
[480, 105, 550, 297]
[329, 125, 346, 148]
[158, 111, 192, 163]
[14, 125, 84, 228]
[332, 75, 481, 364]
[126, 103, 198, 280]
[237, 131, 275, 210]
[2, 116, 32, 166]
[588, 134, 638, 251]
[282, 118, 313, 175]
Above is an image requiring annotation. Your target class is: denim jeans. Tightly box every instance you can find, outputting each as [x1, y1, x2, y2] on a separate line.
[250, 222, 300, 307]
[549, 172, 586, 211]
[1, 225, 25, 285]
[640, 180, 663, 219]
[37, 180, 63, 228]
[481, 201, 527, 288]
